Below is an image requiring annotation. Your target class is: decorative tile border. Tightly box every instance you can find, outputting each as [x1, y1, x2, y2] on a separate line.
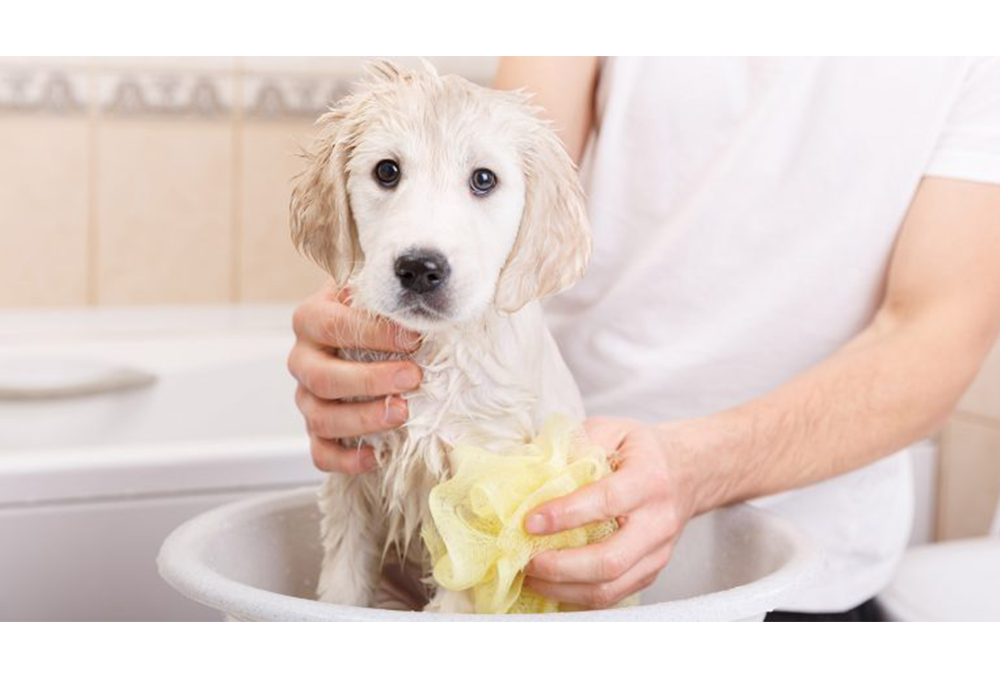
[97, 71, 234, 118]
[0, 60, 492, 120]
[0, 66, 349, 120]
[0, 69, 86, 114]
[243, 74, 351, 120]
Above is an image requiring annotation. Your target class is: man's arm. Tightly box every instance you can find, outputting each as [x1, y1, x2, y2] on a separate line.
[523, 176, 1000, 608]
[494, 56, 599, 164]
[693, 176, 1000, 508]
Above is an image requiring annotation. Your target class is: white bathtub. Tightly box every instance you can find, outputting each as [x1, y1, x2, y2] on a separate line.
[0, 306, 321, 620]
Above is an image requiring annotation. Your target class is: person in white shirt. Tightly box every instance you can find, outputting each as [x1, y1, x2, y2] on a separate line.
[288, 57, 1000, 619]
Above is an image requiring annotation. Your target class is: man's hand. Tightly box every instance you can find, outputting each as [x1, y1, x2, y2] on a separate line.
[522, 417, 702, 609]
[287, 282, 422, 474]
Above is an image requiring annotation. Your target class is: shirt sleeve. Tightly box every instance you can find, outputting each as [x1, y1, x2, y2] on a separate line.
[924, 57, 1000, 185]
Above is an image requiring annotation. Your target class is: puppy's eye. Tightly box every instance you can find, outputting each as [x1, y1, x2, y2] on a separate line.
[374, 159, 400, 188]
[470, 168, 497, 196]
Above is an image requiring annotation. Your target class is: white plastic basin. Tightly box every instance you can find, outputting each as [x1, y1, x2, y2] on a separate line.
[158, 487, 819, 621]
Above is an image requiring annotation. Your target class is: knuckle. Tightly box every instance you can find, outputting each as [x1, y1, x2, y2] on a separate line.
[301, 369, 321, 396]
[286, 347, 301, 380]
[310, 440, 334, 472]
[361, 400, 386, 431]
[359, 366, 382, 398]
[661, 503, 681, 536]
[601, 483, 622, 517]
[598, 550, 628, 580]
[530, 555, 558, 582]
[544, 503, 566, 530]
[306, 411, 331, 438]
[311, 439, 364, 475]
[293, 383, 308, 411]
[589, 584, 618, 609]
[303, 368, 333, 399]
[291, 303, 308, 337]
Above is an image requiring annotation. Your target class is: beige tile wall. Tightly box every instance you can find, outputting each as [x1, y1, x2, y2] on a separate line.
[0, 57, 498, 308]
[0, 117, 89, 306]
[238, 120, 329, 302]
[95, 118, 234, 304]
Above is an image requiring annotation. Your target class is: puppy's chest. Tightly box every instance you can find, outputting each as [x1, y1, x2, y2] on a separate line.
[340, 344, 537, 473]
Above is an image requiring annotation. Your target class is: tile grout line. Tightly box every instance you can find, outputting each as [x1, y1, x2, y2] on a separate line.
[934, 426, 951, 541]
[230, 60, 244, 304]
[84, 61, 100, 306]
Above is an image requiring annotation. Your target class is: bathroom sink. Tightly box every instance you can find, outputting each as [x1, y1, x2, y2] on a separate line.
[158, 486, 819, 621]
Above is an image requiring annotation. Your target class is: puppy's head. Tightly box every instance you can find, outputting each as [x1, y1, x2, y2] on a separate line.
[290, 60, 589, 332]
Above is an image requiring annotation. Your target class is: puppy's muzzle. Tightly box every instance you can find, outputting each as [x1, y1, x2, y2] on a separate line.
[394, 249, 451, 295]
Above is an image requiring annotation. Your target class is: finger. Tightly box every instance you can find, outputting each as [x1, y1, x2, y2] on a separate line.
[524, 467, 646, 535]
[309, 436, 377, 475]
[289, 345, 421, 400]
[293, 296, 420, 353]
[524, 511, 667, 583]
[297, 387, 409, 438]
[524, 542, 674, 610]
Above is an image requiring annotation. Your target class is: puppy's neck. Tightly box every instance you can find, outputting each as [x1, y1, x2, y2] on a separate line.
[404, 303, 546, 448]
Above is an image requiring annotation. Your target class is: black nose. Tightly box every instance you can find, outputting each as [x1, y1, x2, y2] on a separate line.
[394, 250, 451, 294]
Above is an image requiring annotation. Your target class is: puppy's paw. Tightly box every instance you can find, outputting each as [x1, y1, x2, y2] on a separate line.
[424, 588, 475, 614]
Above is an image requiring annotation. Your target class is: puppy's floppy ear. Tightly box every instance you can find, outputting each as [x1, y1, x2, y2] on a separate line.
[494, 120, 591, 313]
[494, 115, 590, 312]
[289, 105, 362, 287]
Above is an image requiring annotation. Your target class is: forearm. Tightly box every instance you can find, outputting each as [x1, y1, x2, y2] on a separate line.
[676, 303, 999, 515]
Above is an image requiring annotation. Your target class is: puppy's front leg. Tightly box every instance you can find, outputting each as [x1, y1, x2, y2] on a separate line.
[316, 472, 382, 607]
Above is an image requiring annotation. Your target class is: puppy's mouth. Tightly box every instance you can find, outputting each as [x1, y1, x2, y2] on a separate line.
[394, 295, 451, 323]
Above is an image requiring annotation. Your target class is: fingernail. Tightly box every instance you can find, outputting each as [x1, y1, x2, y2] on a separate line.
[525, 513, 548, 535]
[393, 367, 420, 391]
[384, 397, 408, 425]
[362, 452, 378, 471]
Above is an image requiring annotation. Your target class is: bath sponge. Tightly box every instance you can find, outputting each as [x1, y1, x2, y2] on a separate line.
[422, 414, 616, 614]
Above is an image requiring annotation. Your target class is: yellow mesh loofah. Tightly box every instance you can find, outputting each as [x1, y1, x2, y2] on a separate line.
[422, 414, 616, 614]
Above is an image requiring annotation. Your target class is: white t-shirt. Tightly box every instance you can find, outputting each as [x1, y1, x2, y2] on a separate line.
[545, 57, 1000, 612]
